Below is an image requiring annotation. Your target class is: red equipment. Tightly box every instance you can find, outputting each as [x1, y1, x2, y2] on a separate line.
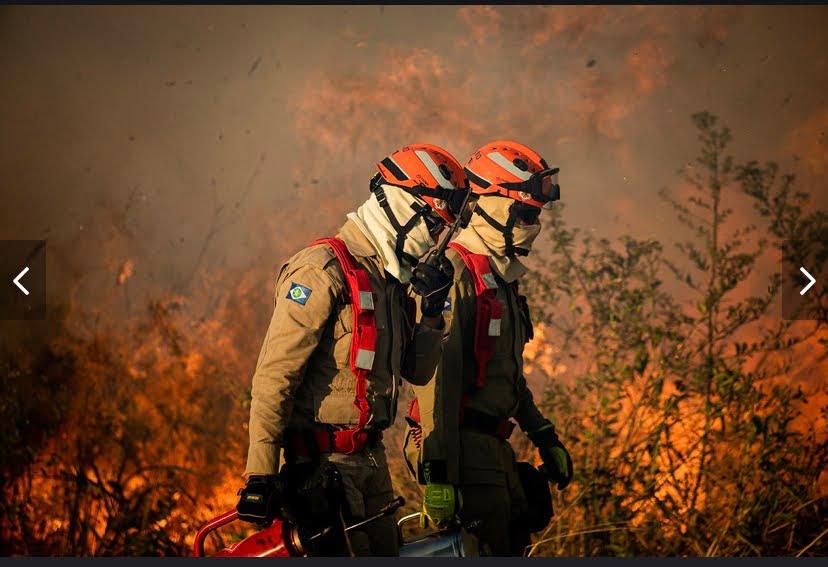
[193, 510, 302, 557]
[193, 497, 405, 557]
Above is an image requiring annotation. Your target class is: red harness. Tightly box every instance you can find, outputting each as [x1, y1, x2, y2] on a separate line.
[301, 237, 377, 454]
[448, 242, 503, 388]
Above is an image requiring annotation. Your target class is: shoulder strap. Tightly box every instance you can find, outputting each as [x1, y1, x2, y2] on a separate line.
[447, 242, 503, 388]
[513, 280, 534, 342]
[311, 238, 376, 431]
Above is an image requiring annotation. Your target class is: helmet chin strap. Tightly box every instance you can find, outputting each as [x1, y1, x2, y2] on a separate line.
[475, 199, 530, 258]
[370, 179, 432, 268]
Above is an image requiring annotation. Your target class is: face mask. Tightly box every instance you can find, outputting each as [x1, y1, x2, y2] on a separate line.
[347, 185, 436, 283]
[472, 196, 541, 257]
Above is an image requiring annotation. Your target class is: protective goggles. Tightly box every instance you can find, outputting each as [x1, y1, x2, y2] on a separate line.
[499, 167, 561, 207]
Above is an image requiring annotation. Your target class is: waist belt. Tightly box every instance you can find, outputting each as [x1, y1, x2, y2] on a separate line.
[285, 429, 383, 459]
[460, 407, 516, 440]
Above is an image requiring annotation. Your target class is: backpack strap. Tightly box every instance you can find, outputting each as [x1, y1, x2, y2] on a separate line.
[447, 242, 503, 388]
[311, 237, 377, 453]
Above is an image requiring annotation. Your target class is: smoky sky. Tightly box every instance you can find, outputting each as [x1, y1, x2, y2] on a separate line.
[0, 5, 826, 316]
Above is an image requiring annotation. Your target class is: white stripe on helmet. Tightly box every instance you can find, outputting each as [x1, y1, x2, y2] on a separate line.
[415, 150, 456, 189]
[487, 151, 532, 181]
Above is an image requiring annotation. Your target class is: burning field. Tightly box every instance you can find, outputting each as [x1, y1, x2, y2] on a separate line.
[0, 5, 826, 557]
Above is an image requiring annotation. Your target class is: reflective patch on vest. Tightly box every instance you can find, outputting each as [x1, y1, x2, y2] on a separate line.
[488, 318, 502, 337]
[481, 272, 498, 290]
[355, 348, 376, 370]
[287, 282, 312, 305]
[359, 290, 375, 311]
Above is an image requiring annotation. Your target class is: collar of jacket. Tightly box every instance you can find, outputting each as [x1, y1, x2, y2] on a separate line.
[337, 218, 379, 258]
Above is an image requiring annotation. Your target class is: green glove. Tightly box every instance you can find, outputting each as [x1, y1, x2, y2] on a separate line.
[419, 460, 460, 528]
[421, 482, 461, 528]
[529, 423, 574, 490]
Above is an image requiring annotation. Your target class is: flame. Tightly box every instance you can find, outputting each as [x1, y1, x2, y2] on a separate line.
[116, 260, 134, 286]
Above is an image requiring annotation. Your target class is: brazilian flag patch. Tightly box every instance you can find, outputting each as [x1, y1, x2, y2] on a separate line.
[286, 282, 312, 305]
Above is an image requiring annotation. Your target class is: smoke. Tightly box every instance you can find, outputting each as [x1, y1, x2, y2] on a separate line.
[0, 4, 825, 324]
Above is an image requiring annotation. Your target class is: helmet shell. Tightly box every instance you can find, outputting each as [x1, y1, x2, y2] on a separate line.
[465, 140, 554, 209]
[377, 143, 467, 224]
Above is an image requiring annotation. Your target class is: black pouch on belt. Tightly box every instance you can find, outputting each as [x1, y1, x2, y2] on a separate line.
[515, 461, 553, 532]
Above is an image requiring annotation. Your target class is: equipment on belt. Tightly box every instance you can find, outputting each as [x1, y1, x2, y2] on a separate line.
[306, 237, 377, 455]
[515, 462, 553, 533]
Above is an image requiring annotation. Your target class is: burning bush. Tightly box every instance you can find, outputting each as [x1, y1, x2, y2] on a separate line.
[521, 113, 827, 556]
[0, 112, 825, 557]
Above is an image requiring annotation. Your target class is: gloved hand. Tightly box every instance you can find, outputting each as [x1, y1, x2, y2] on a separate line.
[419, 460, 461, 528]
[421, 482, 461, 528]
[236, 475, 283, 525]
[411, 255, 454, 317]
[528, 425, 573, 490]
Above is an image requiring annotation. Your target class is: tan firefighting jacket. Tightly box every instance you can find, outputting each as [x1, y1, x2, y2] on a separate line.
[245, 219, 442, 476]
[409, 246, 550, 484]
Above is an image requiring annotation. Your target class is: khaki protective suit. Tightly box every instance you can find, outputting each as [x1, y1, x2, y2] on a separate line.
[245, 219, 442, 556]
[407, 244, 550, 556]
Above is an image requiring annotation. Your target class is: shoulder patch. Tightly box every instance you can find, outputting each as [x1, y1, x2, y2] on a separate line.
[286, 282, 312, 305]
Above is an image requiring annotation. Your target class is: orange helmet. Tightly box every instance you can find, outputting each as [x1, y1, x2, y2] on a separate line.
[373, 143, 469, 224]
[464, 140, 560, 210]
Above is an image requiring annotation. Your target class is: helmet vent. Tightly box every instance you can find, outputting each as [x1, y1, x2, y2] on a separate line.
[513, 158, 529, 171]
[438, 163, 452, 180]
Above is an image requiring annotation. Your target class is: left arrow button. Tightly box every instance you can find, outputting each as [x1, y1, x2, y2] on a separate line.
[1, 240, 45, 320]
[13, 266, 30, 296]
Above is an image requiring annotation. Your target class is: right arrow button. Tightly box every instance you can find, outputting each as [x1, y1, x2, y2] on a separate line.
[799, 266, 816, 296]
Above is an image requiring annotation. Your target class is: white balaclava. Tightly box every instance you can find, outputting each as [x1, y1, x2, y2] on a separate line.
[347, 184, 434, 283]
[453, 195, 541, 283]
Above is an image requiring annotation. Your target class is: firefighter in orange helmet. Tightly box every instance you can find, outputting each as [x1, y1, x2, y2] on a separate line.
[406, 140, 572, 555]
[237, 144, 468, 555]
